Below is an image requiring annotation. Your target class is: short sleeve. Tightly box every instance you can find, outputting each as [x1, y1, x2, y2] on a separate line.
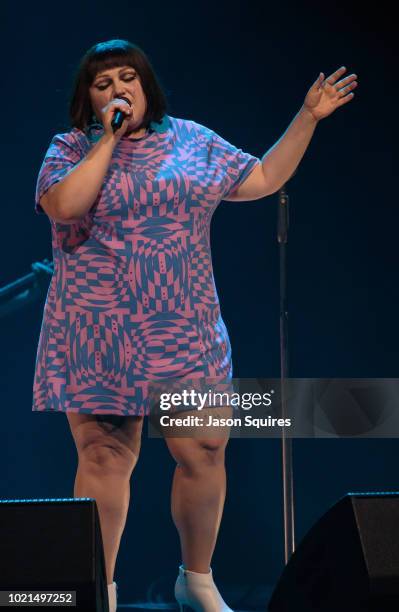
[34, 131, 86, 215]
[204, 127, 260, 200]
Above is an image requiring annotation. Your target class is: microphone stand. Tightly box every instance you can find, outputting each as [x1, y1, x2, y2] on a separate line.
[0, 259, 53, 318]
[277, 180, 295, 563]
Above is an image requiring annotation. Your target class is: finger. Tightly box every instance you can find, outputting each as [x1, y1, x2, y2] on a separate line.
[117, 105, 132, 116]
[338, 81, 358, 96]
[337, 91, 355, 106]
[336, 74, 358, 89]
[316, 72, 325, 89]
[325, 66, 347, 86]
[111, 101, 132, 114]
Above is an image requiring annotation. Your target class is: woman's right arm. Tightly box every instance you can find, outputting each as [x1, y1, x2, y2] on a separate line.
[39, 99, 132, 223]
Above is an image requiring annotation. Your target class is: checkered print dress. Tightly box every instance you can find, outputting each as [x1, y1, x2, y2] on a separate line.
[33, 116, 259, 415]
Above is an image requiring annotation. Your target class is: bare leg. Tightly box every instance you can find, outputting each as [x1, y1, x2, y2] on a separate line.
[66, 413, 144, 584]
[73, 456, 132, 583]
[165, 433, 229, 573]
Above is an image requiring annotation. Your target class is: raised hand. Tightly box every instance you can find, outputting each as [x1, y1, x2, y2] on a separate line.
[303, 66, 358, 121]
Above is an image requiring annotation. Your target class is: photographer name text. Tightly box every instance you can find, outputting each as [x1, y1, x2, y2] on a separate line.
[159, 415, 291, 428]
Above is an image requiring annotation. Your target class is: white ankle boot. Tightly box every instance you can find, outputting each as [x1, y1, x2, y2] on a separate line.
[174, 565, 233, 612]
[107, 581, 117, 612]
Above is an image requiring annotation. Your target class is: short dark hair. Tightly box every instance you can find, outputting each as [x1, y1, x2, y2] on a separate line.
[69, 39, 168, 132]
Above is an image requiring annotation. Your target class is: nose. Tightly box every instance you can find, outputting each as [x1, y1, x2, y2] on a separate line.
[113, 79, 131, 100]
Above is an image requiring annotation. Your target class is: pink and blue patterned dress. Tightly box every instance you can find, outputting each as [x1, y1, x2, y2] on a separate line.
[33, 115, 259, 416]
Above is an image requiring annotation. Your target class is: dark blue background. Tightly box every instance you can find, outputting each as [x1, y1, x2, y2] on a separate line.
[1, 0, 397, 602]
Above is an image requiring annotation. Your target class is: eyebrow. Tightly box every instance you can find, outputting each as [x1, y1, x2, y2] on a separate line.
[94, 68, 136, 81]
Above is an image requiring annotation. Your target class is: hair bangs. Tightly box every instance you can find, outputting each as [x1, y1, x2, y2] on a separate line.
[85, 50, 136, 85]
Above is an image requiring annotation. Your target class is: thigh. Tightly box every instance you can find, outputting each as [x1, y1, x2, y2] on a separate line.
[66, 412, 144, 457]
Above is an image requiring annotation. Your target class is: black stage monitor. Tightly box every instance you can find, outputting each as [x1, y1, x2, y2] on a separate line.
[0, 497, 109, 611]
[269, 492, 399, 611]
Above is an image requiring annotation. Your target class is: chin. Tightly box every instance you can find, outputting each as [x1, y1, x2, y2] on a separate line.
[127, 119, 146, 133]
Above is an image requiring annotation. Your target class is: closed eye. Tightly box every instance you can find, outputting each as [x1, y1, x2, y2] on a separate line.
[96, 75, 137, 90]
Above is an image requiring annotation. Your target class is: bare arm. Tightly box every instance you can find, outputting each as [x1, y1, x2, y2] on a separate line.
[40, 132, 117, 223]
[225, 67, 358, 202]
[39, 98, 132, 223]
[224, 107, 318, 202]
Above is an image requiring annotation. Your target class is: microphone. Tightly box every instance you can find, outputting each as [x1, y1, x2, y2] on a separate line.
[111, 97, 132, 132]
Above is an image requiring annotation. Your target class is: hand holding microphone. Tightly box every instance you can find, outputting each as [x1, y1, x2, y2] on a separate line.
[100, 97, 132, 141]
[111, 96, 132, 132]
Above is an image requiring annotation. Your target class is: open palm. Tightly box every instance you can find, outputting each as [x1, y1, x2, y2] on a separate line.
[304, 66, 358, 121]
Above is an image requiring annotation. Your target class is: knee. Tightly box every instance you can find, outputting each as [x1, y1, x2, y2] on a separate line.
[170, 438, 227, 474]
[79, 440, 140, 477]
[201, 443, 226, 474]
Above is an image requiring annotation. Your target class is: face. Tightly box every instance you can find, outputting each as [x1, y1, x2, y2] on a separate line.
[89, 64, 148, 137]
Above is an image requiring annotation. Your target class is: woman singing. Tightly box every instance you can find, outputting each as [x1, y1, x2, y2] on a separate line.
[33, 38, 357, 611]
